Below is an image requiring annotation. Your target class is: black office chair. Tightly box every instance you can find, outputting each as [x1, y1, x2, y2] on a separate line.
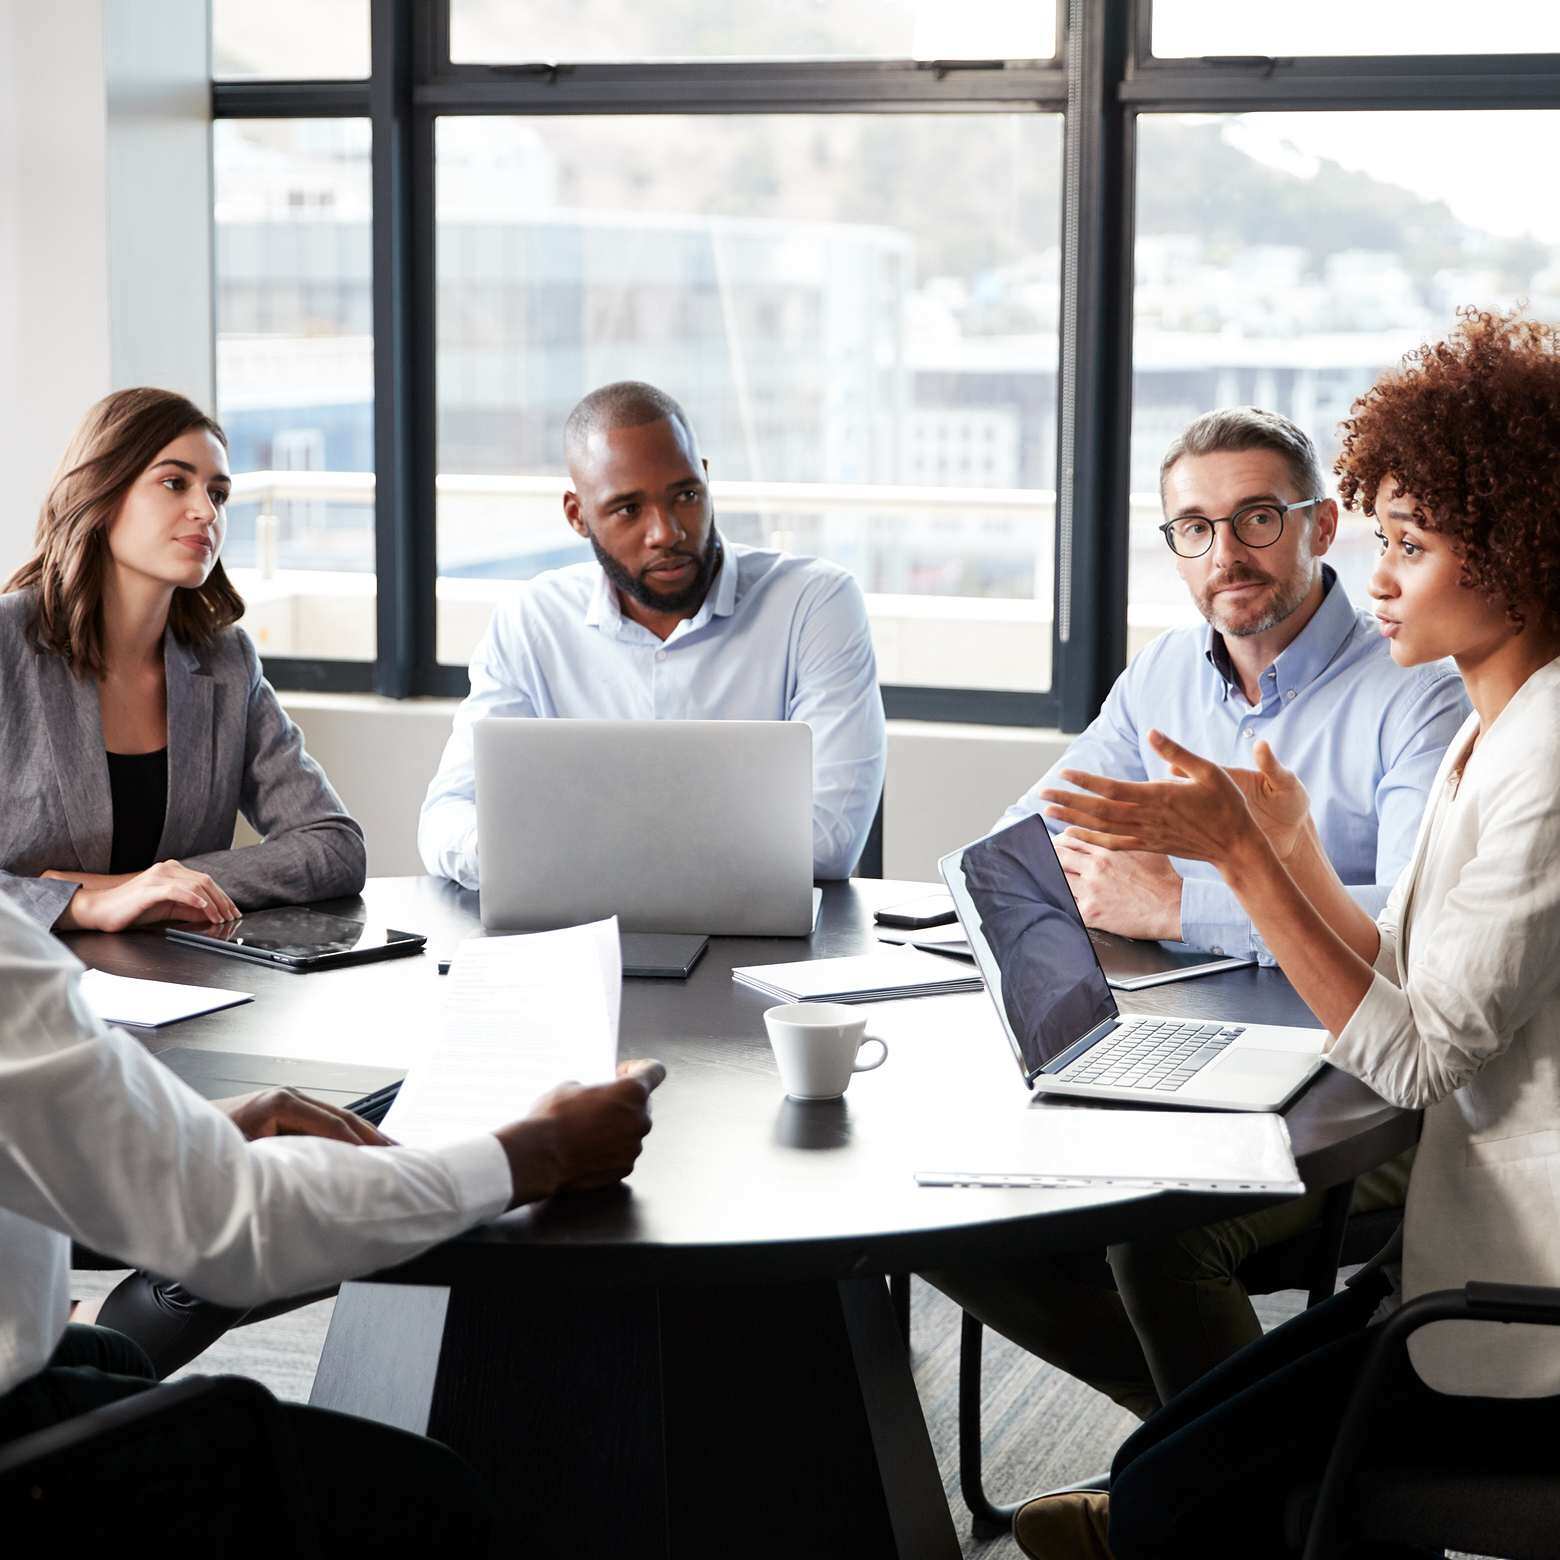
[1296, 1281, 1560, 1560]
[0, 1375, 321, 1555]
[958, 1180, 1403, 1538]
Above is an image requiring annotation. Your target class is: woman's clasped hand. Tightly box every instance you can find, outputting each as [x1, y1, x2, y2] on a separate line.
[43, 860, 240, 932]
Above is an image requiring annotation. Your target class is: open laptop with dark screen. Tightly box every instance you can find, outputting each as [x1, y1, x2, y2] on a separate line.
[940, 816, 1325, 1111]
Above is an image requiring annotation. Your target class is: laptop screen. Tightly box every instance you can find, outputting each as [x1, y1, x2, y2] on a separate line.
[941, 815, 1119, 1081]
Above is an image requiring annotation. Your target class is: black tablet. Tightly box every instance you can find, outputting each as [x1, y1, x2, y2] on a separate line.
[164, 908, 426, 971]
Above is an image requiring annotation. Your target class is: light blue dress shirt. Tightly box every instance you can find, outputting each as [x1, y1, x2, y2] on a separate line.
[419, 538, 887, 886]
[1001, 568, 1471, 963]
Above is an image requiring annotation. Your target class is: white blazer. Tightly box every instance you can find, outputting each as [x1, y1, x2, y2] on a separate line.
[1332, 654, 1560, 1397]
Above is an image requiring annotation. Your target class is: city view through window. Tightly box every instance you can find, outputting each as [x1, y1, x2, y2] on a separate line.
[212, 12, 1560, 691]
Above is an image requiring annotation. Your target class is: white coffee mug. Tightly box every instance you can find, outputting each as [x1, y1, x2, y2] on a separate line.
[763, 1001, 889, 1101]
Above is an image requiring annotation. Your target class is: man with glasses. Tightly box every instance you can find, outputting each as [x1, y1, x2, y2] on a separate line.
[925, 408, 1468, 1425]
[1000, 405, 1466, 964]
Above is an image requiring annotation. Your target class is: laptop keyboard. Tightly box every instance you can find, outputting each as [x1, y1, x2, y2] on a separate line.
[1055, 1015, 1245, 1093]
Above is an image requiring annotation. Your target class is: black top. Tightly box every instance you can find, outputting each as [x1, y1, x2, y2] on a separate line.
[106, 749, 168, 875]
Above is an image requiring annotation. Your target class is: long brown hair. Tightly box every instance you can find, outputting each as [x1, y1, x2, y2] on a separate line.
[5, 387, 246, 677]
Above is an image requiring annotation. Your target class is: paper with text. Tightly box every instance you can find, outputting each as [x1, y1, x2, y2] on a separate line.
[382, 918, 621, 1149]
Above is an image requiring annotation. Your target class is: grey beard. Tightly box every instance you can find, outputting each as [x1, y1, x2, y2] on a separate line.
[1213, 569, 1314, 637]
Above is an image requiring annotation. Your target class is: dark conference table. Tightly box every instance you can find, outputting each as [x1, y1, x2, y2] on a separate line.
[67, 877, 1417, 1559]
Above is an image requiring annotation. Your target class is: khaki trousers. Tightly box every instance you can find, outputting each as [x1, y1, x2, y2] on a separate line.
[925, 1150, 1411, 1422]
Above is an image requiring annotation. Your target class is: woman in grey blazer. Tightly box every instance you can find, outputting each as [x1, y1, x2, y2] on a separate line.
[1, 387, 364, 930]
[2, 387, 367, 1375]
[1014, 311, 1560, 1558]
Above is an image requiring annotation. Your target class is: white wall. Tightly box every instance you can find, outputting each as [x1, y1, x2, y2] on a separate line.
[0, 0, 211, 579]
[268, 694, 1071, 885]
[0, 4, 112, 574]
[103, 0, 215, 404]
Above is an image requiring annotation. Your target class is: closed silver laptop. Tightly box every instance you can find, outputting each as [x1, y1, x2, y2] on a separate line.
[940, 816, 1326, 1111]
[474, 718, 814, 935]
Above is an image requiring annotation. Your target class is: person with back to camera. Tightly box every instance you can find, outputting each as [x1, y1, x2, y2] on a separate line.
[1008, 309, 1560, 1558]
[0, 876, 665, 1553]
[0, 388, 374, 1373]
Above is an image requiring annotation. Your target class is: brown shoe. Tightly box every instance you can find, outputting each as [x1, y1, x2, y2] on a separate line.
[1012, 1489, 1113, 1559]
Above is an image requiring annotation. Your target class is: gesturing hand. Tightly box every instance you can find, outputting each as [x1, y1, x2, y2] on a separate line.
[54, 860, 241, 931]
[1222, 740, 1311, 861]
[497, 1058, 667, 1206]
[1039, 730, 1269, 869]
[214, 1087, 394, 1147]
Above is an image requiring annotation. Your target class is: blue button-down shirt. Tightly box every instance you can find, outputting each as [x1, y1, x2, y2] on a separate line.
[1001, 568, 1470, 963]
[419, 538, 887, 886]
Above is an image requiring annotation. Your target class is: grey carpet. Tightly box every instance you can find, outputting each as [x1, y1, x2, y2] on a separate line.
[71, 1267, 1314, 1557]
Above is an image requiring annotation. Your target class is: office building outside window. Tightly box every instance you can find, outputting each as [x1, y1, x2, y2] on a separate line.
[1128, 110, 1560, 658]
[213, 119, 376, 663]
[211, 3, 1560, 723]
[433, 113, 1063, 693]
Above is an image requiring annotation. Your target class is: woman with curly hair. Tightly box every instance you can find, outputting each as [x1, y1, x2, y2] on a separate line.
[1009, 309, 1560, 1559]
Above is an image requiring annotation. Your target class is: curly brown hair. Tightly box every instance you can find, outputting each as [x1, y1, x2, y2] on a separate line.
[1335, 308, 1560, 632]
[5, 388, 245, 677]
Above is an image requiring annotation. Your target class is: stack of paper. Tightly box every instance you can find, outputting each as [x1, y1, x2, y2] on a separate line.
[382, 917, 621, 1150]
[732, 947, 982, 1003]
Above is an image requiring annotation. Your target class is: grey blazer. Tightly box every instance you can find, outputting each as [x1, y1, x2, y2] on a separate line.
[0, 590, 366, 928]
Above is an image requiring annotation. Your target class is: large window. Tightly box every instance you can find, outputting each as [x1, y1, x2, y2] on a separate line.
[433, 113, 1062, 692]
[213, 4, 1560, 724]
[1151, 1, 1560, 59]
[450, 0, 1056, 64]
[1128, 110, 1560, 656]
[213, 118, 376, 664]
[212, 0, 369, 80]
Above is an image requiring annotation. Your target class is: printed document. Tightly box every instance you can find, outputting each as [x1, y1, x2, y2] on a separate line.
[383, 917, 620, 1149]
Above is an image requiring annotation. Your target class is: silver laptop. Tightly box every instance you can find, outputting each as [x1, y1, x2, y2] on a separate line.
[474, 718, 814, 935]
[940, 816, 1326, 1111]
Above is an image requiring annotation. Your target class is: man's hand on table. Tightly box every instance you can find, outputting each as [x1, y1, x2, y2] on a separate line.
[214, 1088, 395, 1147]
[1054, 832, 1183, 941]
[497, 1058, 667, 1208]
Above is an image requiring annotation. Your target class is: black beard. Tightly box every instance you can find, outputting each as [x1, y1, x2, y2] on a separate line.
[589, 524, 723, 616]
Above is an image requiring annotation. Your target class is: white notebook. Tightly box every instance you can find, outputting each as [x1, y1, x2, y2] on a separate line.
[915, 1108, 1303, 1194]
[732, 947, 982, 1003]
[79, 969, 253, 1029]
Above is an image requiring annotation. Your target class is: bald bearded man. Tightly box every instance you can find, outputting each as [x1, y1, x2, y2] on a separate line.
[419, 382, 887, 885]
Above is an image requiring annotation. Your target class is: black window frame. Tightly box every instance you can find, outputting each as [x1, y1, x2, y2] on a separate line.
[212, 0, 1560, 730]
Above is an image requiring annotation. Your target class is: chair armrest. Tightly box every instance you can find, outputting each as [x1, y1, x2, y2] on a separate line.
[1464, 1281, 1560, 1324]
[1302, 1282, 1560, 1560]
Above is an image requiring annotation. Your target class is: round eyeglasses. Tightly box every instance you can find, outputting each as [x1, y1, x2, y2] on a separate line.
[1158, 497, 1322, 559]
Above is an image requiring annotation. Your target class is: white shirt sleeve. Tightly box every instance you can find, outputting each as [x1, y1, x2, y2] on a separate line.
[419, 602, 540, 889]
[787, 572, 886, 878]
[0, 904, 512, 1310]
